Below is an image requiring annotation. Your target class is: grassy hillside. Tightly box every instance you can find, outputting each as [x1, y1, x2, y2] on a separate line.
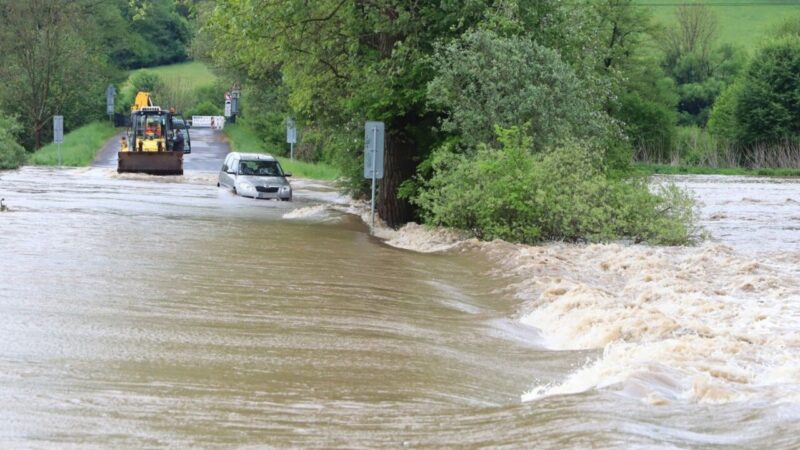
[638, 0, 800, 51]
[29, 122, 118, 167]
[125, 61, 217, 90]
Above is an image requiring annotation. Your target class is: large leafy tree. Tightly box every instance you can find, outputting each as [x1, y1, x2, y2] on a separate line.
[206, 0, 495, 226]
[0, 0, 119, 149]
[427, 29, 607, 152]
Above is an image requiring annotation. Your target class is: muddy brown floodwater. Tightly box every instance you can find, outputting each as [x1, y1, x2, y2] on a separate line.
[0, 168, 799, 448]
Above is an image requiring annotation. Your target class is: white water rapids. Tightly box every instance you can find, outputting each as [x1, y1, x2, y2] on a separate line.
[2, 168, 798, 447]
[291, 175, 800, 407]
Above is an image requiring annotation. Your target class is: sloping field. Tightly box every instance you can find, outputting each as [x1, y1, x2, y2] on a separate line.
[124, 61, 217, 91]
[638, 0, 800, 50]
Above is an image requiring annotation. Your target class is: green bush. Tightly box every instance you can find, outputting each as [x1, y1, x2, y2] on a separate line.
[186, 100, 222, 117]
[129, 70, 162, 93]
[707, 80, 744, 146]
[0, 113, 26, 170]
[413, 127, 698, 245]
[673, 126, 719, 166]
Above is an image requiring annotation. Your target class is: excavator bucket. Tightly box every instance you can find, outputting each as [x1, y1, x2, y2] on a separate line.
[117, 151, 183, 175]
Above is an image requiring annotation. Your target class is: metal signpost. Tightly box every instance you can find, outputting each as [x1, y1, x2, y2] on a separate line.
[286, 118, 297, 159]
[53, 115, 64, 167]
[230, 86, 241, 122]
[363, 121, 385, 230]
[106, 84, 116, 120]
[224, 92, 232, 118]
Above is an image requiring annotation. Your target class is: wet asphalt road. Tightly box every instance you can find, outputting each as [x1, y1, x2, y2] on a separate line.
[93, 127, 230, 172]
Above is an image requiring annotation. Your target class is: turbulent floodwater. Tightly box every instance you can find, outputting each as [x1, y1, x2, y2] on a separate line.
[0, 168, 799, 448]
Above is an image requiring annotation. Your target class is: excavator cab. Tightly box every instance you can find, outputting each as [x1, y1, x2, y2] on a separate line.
[118, 92, 185, 175]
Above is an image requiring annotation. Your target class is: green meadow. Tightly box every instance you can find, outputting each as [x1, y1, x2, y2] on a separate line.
[637, 0, 800, 51]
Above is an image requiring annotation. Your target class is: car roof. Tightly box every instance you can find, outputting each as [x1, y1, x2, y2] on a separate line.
[229, 152, 276, 161]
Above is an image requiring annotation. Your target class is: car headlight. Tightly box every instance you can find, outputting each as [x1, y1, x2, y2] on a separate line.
[238, 181, 255, 192]
[281, 186, 291, 193]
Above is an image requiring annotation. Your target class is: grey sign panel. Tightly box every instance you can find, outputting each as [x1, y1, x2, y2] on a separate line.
[364, 121, 384, 179]
[286, 119, 296, 144]
[106, 84, 116, 115]
[53, 115, 64, 144]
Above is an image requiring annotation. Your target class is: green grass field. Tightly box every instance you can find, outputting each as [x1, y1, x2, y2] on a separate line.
[637, 0, 800, 51]
[28, 121, 118, 167]
[224, 124, 340, 181]
[125, 61, 217, 90]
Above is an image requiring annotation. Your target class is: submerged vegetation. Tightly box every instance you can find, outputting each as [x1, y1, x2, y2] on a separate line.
[413, 128, 698, 245]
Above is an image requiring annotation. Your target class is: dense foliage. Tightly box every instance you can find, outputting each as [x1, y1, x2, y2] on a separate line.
[736, 36, 800, 146]
[427, 29, 612, 152]
[0, 113, 26, 170]
[413, 128, 697, 245]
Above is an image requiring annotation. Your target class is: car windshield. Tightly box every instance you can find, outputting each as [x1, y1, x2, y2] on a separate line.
[238, 160, 283, 176]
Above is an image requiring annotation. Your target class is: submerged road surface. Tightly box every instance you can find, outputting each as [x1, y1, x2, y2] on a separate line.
[1, 136, 799, 447]
[93, 127, 231, 172]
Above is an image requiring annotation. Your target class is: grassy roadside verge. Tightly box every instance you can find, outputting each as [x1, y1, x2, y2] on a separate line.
[223, 124, 340, 181]
[28, 121, 118, 166]
[634, 163, 800, 177]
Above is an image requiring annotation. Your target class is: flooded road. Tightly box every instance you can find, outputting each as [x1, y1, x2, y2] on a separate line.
[1, 158, 799, 446]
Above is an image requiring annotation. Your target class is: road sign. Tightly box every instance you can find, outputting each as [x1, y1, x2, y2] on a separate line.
[106, 84, 116, 116]
[364, 121, 384, 179]
[53, 115, 64, 144]
[53, 115, 64, 167]
[286, 119, 296, 144]
[364, 121, 385, 230]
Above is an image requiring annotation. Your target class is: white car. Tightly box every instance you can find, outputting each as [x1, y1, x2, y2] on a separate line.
[218, 152, 292, 201]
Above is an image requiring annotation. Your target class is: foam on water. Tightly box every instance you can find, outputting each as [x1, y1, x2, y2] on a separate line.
[282, 204, 330, 219]
[286, 174, 800, 405]
[474, 241, 800, 404]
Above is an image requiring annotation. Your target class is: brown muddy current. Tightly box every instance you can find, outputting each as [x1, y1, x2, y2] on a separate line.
[1, 168, 799, 448]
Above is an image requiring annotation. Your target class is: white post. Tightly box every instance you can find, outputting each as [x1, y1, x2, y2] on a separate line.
[57, 143, 61, 168]
[290, 142, 294, 160]
[370, 126, 377, 231]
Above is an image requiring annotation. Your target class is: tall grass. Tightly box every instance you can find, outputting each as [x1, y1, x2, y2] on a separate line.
[224, 124, 340, 181]
[634, 126, 800, 176]
[28, 121, 118, 166]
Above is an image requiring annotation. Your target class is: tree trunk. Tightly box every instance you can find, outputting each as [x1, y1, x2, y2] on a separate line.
[377, 128, 416, 227]
[34, 123, 42, 150]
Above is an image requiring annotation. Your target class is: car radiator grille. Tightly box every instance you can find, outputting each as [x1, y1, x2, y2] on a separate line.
[256, 186, 280, 193]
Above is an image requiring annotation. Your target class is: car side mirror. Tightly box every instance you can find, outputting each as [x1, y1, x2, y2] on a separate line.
[284, 173, 292, 177]
[227, 170, 237, 175]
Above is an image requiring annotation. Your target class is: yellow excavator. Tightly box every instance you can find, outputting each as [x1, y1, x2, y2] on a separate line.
[118, 91, 188, 175]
